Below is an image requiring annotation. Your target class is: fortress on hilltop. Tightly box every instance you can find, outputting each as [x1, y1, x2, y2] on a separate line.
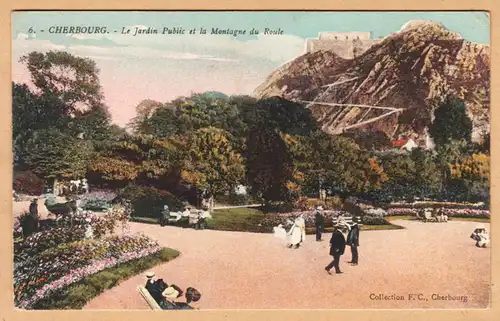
[305, 32, 383, 59]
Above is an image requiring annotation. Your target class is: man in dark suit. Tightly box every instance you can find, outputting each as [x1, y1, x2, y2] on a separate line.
[347, 216, 360, 265]
[315, 206, 325, 241]
[144, 271, 166, 304]
[29, 199, 38, 218]
[325, 224, 346, 274]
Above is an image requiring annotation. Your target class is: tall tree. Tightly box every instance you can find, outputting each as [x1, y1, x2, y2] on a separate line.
[20, 51, 103, 112]
[246, 125, 295, 203]
[429, 96, 473, 146]
[127, 99, 164, 133]
[181, 127, 245, 207]
[410, 148, 443, 197]
[306, 132, 387, 196]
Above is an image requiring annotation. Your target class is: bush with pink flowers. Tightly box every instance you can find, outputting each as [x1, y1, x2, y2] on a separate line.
[386, 207, 490, 218]
[259, 210, 349, 229]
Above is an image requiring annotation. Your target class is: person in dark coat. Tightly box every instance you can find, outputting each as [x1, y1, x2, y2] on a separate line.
[145, 271, 167, 304]
[29, 199, 38, 218]
[315, 206, 325, 241]
[346, 216, 360, 265]
[325, 224, 346, 274]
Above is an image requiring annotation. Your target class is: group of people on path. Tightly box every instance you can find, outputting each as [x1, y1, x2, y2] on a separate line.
[274, 206, 361, 275]
[144, 271, 201, 310]
[315, 206, 360, 274]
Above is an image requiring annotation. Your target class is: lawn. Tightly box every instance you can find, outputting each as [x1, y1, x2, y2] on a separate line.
[207, 207, 270, 233]
[32, 247, 180, 310]
[209, 208, 404, 233]
[130, 208, 407, 233]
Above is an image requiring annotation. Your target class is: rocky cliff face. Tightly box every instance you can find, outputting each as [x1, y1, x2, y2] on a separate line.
[254, 21, 490, 143]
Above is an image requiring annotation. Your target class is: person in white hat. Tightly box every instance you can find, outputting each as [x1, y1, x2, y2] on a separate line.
[163, 286, 180, 300]
[144, 272, 165, 304]
[346, 216, 361, 265]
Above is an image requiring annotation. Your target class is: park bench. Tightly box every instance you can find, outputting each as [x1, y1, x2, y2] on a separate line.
[336, 215, 353, 225]
[137, 285, 162, 310]
[423, 211, 438, 222]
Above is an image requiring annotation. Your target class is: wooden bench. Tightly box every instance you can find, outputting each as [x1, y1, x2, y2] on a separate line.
[137, 285, 162, 310]
[337, 215, 354, 225]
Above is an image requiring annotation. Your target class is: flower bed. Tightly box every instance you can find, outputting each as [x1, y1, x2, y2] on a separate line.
[386, 207, 490, 218]
[259, 210, 350, 229]
[16, 226, 86, 256]
[389, 201, 488, 210]
[14, 234, 159, 309]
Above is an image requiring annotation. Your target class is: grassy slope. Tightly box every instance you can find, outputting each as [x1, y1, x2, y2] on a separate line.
[32, 247, 180, 310]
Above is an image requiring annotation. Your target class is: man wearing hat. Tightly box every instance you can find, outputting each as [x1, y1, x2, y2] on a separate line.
[315, 206, 325, 241]
[346, 216, 361, 265]
[145, 272, 165, 304]
[325, 223, 346, 274]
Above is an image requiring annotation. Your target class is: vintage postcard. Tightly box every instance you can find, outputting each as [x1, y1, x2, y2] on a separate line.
[10, 10, 492, 312]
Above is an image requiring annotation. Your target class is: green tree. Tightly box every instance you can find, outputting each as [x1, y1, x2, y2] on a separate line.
[409, 148, 443, 197]
[20, 51, 103, 111]
[87, 134, 183, 188]
[181, 127, 245, 207]
[253, 97, 318, 136]
[72, 106, 113, 143]
[304, 132, 386, 196]
[127, 99, 164, 134]
[448, 153, 489, 202]
[429, 96, 473, 146]
[246, 125, 295, 203]
[24, 129, 92, 180]
[379, 153, 417, 201]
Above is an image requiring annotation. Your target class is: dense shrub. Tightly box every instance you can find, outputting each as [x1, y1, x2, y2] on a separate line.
[18, 212, 39, 237]
[118, 184, 184, 218]
[13, 171, 44, 196]
[44, 199, 77, 217]
[361, 215, 389, 225]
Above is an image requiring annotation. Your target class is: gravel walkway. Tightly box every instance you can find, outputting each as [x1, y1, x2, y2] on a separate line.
[83, 220, 490, 309]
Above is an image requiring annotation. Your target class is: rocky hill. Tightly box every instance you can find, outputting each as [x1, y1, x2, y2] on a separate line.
[254, 21, 490, 143]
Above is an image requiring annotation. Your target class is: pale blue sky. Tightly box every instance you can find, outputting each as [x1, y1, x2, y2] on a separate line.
[11, 11, 490, 126]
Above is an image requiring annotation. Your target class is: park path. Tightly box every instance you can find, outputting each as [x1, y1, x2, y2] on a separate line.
[84, 220, 490, 310]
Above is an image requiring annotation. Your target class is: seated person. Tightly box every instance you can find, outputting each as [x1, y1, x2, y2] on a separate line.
[164, 287, 201, 310]
[182, 207, 191, 217]
[186, 287, 202, 304]
[144, 271, 168, 303]
[161, 205, 170, 219]
[470, 225, 489, 248]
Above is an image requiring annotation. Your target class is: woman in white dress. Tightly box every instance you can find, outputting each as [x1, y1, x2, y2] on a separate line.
[273, 216, 305, 249]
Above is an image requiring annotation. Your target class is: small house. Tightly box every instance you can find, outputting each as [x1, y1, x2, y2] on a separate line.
[391, 138, 418, 152]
